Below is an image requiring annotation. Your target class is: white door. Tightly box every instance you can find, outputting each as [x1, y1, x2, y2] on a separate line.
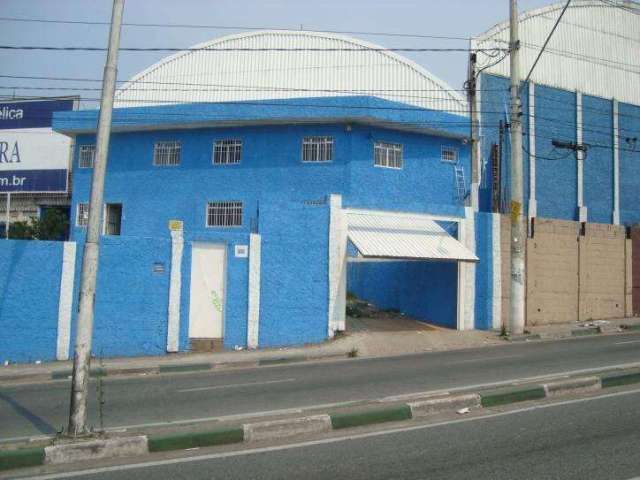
[189, 243, 227, 339]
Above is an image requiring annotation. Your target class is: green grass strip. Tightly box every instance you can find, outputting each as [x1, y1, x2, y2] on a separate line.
[330, 405, 412, 430]
[571, 328, 600, 337]
[600, 370, 640, 388]
[148, 427, 244, 452]
[0, 448, 45, 471]
[158, 363, 212, 373]
[480, 386, 546, 407]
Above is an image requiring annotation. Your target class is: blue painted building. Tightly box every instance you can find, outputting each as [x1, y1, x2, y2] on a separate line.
[43, 95, 483, 358]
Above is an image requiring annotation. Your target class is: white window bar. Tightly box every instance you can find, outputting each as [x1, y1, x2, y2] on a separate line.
[213, 139, 242, 165]
[76, 203, 89, 227]
[78, 145, 96, 169]
[374, 141, 403, 169]
[302, 136, 334, 162]
[153, 141, 181, 166]
[441, 146, 459, 164]
[206, 201, 243, 227]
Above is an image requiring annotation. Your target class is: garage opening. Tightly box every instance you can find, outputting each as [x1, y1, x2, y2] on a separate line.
[344, 210, 477, 331]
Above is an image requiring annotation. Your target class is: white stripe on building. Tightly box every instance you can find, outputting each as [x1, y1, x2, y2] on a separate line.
[56, 241, 76, 361]
[166, 228, 184, 352]
[247, 233, 261, 349]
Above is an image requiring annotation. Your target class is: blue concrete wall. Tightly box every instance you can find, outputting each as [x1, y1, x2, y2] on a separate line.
[347, 261, 458, 329]
[0, 240, 63, 363]
[619, 102, 640, 225]
[258, 202, 330, 347]
[474, 212, 494, 330]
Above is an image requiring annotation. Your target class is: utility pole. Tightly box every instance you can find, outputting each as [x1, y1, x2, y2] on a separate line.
[68, 0, 125, 436]
[509, 0, 526, 335]
[467, 52, 480, 211]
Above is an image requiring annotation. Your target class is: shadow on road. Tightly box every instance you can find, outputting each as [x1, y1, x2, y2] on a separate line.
[0, 390, 57, 435]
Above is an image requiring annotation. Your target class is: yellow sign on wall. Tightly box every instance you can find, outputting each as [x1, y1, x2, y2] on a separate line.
[168, 220, 183, 231]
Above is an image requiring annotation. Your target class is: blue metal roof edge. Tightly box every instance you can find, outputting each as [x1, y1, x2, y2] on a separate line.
[52, 96, 469, 139]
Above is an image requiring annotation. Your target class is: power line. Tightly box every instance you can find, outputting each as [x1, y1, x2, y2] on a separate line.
[0, 16, 472, 41]
[0, 44, 500, 53]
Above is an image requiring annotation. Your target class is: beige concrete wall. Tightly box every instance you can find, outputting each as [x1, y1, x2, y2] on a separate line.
[526, 218, 580, 326]
[625, 238, 633, 318]
[578, 223, 626, 321]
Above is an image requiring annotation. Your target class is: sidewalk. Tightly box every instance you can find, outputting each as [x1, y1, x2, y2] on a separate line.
[2, 316, 639, 384]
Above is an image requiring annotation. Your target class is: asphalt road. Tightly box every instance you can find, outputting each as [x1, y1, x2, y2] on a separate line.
[16, 388, 640, 479]
[1, 333, 640, 441]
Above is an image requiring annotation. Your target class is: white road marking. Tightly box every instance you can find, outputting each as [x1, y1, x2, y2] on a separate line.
[450, 354, 522, 364]
[177, 378, 296, 393]
[615, 340, 640, 345]
[19, 388, 640, 480]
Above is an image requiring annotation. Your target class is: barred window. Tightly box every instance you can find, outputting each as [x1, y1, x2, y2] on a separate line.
[442, 146, 459, 163]
[76, 203, 89, 227]
[302, 136, 334, 162]
[153, 141, 181, 166]
[213, 139, 242, 165]
[206, 201, 243, 227]
[374, 141, 403, 169]
[79, 145, 96, 168]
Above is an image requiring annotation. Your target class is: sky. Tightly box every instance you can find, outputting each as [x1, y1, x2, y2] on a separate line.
[1, 0, 555, 106]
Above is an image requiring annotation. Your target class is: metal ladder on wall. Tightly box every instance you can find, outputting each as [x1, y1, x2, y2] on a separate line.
[454, 165, 467, 202]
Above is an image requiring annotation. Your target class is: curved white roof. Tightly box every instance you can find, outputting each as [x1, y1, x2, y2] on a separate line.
[472, 0, 640, 105]
[115, 30, 467, 115]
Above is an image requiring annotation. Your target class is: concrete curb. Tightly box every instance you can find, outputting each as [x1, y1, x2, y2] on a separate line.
[571, 328, 601, 337]
[480, 385, 547, 407]
[621, 324, 640, 332]
[44, 436, 148, 465]
[243, 415, 332, 442]
[0, 447, 44, 472]
[600, 369, 640, 388]
[506, 334, 541, 342]
[330, 405, 412, 430]
[408, 394, 480, 417]
[542, 376, 601, 397]
[147, 427, 244, 452]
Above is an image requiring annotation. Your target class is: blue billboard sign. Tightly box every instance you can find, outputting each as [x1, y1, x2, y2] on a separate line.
[0, 99, 75, 193]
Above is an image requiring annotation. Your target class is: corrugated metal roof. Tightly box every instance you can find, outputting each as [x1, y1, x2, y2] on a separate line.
[472, 0, 640, 106]
[346, 211, 478, 262]
[115, 30, 467, 115]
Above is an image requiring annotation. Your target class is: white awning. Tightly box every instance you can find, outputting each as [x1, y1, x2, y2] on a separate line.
[346, 211, 478, 262]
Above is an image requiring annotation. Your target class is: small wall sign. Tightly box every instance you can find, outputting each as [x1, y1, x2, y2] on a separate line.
[235, 245, 248, 258]
[168, 220, 183, 231]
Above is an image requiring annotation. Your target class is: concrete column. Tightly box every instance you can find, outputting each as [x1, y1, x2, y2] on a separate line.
[56, 241, 77, 361]
[166, 228, 183, 353]
[247, 233, 261, 349]
[613, 99, 620, 225]
[459, 207, 476, 330]
[491, 213, 502, 330]
[528, 82, 537, 221]
[328, 194, 347, 336]
[576, 92, 588, 223]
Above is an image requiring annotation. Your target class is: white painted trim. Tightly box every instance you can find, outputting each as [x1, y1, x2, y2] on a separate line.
[491, 214, 502, 330]
[460, 207, 476, 331]
[166, 229, 183, 352]
[56, 242, 76, 361]
[343, 207, 463, 224]
[328, 194, 347, 336]
[528, 83, 537, 222]
[576, 92, 588, 222]
[247, 233, 261, 349]
[613, 99, 620, 225]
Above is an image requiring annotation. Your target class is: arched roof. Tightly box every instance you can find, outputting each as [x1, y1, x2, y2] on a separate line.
[115, 30, 467, 115]
[472, 0, 640, 105]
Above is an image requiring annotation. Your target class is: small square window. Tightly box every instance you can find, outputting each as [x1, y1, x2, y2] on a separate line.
[302, 136, 334, 162]
[374, 141, 403, 169]
[79, 145, 96, 168]
[441, 146, 459, 163]
[213, 139, 242, 165]
[76, 203, 89, 227]
[103, 203, 122, 236]
[153, 141, 181, 166]
[206, 201, 243, 227]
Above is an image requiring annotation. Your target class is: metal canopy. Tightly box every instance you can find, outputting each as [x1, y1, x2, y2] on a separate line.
[346, 211, 478, 262]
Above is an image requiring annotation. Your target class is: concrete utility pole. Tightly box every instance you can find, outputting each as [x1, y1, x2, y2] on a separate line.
[68, 0, 125, 436]
[509, 0, 526, 335]
[468, 52, 480, 211]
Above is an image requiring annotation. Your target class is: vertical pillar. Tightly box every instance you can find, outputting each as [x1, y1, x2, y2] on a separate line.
[528, 82, 537, 222]
[459, 207, 476, 330]
[613, 99, 620, 225]
[328, 194, 347, 336]
[491, 213, 502, 330]
[576, 91, 588, 223]
[247, 233, 261, 349]
[56, 242, 77, 361]
[166, 227, 183, 352]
